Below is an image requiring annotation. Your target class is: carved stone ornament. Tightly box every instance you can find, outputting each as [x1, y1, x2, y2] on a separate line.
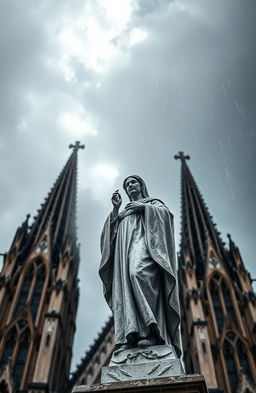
[53, 279, 67, 293]
[209, 256, 220, 269]
[101, 345, 184, 383]
[110, 345, 175, 365]
[36, 239, 48, 254]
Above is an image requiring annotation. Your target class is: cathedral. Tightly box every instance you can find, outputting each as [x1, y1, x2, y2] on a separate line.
[0, 143, 83, 392]
[0, 147, 255, 393]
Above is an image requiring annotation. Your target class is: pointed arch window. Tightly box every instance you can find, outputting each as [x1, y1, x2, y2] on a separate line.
[30, 266, 46, 322]
[14, 266, 34, 316]
[13, 330, 30, 383]
[210, 278, 224, 334]
[222, 282, 238, 327]
[224, 340, 239, 393]
[0, 327, 16, 366]
[237, 340, 253, 382]
[209, 274, 240, 335]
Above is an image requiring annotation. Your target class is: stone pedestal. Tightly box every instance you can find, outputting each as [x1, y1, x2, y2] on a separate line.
[72, 374, 208, 393]
[101, 345, 184, 383]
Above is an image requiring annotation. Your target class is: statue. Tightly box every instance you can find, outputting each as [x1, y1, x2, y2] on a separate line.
[99, 175, 181, 359]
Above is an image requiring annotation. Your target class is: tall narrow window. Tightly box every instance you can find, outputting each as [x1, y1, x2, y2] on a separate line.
[222, 282, 238, 327]
[0, 328, 16, 366]
[224, 341, 239, 393]
[237, 341, 253, 382]
[30, 267, 46, 322]
[14, 267, 34, 316]
[210, 279, 224, 334]
[13, 330, 30, 383]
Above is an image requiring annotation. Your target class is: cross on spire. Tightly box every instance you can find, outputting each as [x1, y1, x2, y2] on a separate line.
[174, 151, 190, 162]
[69, 141, 85, 152]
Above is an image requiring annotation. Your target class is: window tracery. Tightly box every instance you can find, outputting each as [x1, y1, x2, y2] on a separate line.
[224, 340, 239, 393]
[0, 327, 16, 366]
[0, 320, 31, 389]
[14, 266, 34, 316]
[13, 330, 30, 383]
[30, 266, 46, 322]
[222, 282, 238, 327]
[223, 334, 254, 392]
[237, 340, 253, 382]
[209, 277, 224, 334]
[208, 274, 239, 335]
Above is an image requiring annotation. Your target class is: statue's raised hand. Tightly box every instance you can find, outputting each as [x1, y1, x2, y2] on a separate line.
[111, 190, 122, 210]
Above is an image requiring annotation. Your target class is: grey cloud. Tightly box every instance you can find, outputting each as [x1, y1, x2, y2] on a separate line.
[0, 0, 255, 372]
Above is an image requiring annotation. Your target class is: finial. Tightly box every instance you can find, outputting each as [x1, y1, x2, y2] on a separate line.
[174, 151, 190, 162]
[69, 141, 85, 151]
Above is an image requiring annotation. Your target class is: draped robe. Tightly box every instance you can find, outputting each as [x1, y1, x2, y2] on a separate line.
[99, 198, 181, 358]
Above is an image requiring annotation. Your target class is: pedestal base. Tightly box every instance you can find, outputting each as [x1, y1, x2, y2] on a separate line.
[72, 374, 208, 393]
[103, 358, 183, 383]
[102, 345, 184, 383]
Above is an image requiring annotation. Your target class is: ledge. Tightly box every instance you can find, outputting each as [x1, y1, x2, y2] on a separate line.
[73, 374, 208, 393]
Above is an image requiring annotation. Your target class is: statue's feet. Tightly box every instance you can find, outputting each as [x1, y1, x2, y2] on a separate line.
[114, 343, 131, 354]
[137, 336, 163, 347]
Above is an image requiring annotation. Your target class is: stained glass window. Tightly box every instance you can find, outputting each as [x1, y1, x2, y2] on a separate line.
[13, 331, 30, 383]
[222, 282, 238, 327]
[210, 279, 224, 334]
[0, 328, 16, 366]
[14, 267, 34, 316]
[224, 341, 239, 393]
[237, 340, 253, 382]
[30, 267, 45, 322]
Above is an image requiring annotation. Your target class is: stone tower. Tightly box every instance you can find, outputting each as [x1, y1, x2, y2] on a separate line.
[0, 142, 84, 393]
[175, 152, 256, 393]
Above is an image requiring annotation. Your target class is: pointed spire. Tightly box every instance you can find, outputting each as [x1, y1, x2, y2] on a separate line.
[16, 143, 84, 267]
[175, 152, 225, 279]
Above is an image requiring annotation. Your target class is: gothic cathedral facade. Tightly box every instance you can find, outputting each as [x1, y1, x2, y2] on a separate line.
[176, 152, 256, 393]
[0, 144, 84, 393]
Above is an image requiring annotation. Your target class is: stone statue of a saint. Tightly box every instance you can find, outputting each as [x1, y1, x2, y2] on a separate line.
[99, 175, 181, 358]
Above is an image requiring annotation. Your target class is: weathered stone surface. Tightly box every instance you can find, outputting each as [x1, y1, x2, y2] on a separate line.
[102, 359, 183, 383]
[72, 374, 208, 393]
[101, 345, 183, 383]
[99, 176, 182, 360]
[110, 345, 177, 366]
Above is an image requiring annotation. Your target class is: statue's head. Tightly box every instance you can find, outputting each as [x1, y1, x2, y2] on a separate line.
[123, 175, 149, 201]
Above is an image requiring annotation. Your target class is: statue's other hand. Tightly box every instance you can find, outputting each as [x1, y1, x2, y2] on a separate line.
[111, 190, 122, 209]
[125, 201, 145, 212]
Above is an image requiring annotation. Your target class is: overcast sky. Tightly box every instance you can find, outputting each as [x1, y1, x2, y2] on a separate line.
[0, 0, 256, 373]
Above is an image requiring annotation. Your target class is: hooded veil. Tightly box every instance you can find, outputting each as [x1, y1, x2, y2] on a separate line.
[123, 175, 149, 200]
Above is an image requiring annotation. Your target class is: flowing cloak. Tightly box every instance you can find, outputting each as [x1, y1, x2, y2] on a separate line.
[99, 197, 182, 358]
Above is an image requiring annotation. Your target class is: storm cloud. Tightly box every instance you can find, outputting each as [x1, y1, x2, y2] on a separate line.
[0, 0, 255, 371]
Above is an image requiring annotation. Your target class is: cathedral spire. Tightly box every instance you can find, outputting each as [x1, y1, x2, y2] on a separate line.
[175, 152, 224, 279]
[0, 143, 84, 392]
[16, 142, 84, 267]
[175, 152, 256, 391]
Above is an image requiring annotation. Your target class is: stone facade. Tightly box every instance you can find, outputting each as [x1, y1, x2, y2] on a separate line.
[175, 152, 256, 393]
[73, 375, 208, 393]
[0, 146, 82, 392]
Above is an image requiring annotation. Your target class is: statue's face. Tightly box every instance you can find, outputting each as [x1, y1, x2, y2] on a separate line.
[124, 177, 142, 198]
